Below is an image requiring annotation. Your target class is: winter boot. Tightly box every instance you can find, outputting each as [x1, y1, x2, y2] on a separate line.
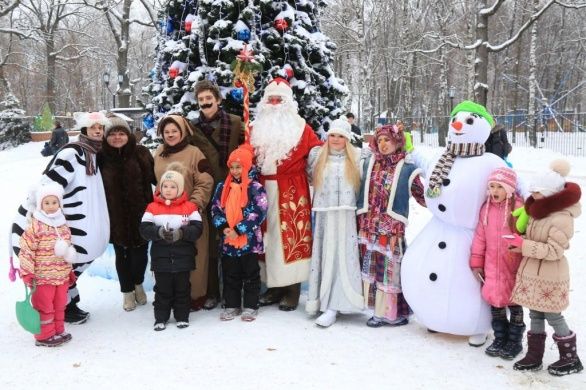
[241, 308, 258, 322]
[315, 310, 338, 328]
[123, 292, 137, 311]
[548, 332, 584, 376]
[513, 332, 546, 371]
[35, 335, 66, 347]
[278, 284, 301, 311]
[134, 284, 147, 306]
[220, 308, 241, 321]
[500, 323, 526, 360]
[64, 302, 89, 325]
[259, 287, 286, 307]
[486, 319, 509, 357]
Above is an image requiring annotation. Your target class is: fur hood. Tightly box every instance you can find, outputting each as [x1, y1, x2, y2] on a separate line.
[525, 182, 581, 220]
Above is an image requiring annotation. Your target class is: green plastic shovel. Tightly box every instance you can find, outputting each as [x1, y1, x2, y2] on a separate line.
[15, 284, 40, 335]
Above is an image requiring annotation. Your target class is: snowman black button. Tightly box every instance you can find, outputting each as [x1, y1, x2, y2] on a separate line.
[442, 178, 451, 186]
[438, 204, 446, 212]
[438, 241, 446, 249]
[429, 273, 438, 281]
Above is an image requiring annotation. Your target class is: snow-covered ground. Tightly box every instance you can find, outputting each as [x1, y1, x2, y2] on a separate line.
[1, 142, 585, 389]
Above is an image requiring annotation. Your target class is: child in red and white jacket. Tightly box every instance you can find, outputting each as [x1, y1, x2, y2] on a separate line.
[470, 167, 524, 360]
[19, 182, 77, 347]
[139, 163, 203, 331]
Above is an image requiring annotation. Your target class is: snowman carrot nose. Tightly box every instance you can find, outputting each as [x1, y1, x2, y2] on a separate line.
[451, 121, 463, 131]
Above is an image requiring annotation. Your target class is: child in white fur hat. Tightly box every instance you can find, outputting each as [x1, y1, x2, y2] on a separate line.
[305, 117, 364, 327]
[18, 182, 77, 347]
[505, 159, 583, 376]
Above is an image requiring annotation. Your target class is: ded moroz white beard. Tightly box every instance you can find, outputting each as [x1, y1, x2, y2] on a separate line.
[250, 99, 306, 175]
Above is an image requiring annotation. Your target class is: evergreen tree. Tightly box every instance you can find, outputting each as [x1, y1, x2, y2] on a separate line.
[0, 93, 32, 151]
[144, 0, 347, 135]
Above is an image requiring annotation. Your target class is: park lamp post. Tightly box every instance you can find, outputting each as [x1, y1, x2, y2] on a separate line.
[103, 71, 116, 108]
[448, 85, 456, 112]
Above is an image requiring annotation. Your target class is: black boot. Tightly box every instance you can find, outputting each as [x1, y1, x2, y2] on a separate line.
[64, 301, 90, 325]
[514, 332, 546, 371]
[258, 287, 285, 307]
[500, 323, 526, 360]
[278, 284, 301, 311]
[486, 319, 508, 357]
[548, 332, 584, 376]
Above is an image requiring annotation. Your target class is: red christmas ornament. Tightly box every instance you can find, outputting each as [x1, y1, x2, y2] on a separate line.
[274, 18, 288, 31]
[284, 67, 294, 80]
[169, 67, 179, 79]
[185, 20, 192, 33]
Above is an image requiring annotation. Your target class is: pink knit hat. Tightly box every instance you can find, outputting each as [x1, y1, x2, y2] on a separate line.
[488, 167, 517, 196]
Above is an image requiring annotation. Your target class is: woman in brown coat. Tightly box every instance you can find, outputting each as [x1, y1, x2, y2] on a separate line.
[101, 115, 156, 311]
[504, 159, 582, 376]
[154, 115, 214, 312]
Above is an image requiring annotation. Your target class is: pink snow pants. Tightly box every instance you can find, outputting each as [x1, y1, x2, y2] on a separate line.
[31, 283, 68, 340]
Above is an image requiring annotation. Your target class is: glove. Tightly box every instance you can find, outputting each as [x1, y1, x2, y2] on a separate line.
[503, 233, 524, 249]
[161, 228, 174, 243]
[404, 131, 414, 153]
[68, 270, 77, 286]
[22, 274, 34, 287]
[512, 206, 529, 233]
[158, 226, 168, 240]
[171, 228, 183, 242]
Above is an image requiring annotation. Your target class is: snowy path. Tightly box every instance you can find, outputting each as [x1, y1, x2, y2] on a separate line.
[1, 142, 585, 389]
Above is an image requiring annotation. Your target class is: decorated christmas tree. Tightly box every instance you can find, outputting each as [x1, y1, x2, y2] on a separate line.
[144, 0, 347, 136]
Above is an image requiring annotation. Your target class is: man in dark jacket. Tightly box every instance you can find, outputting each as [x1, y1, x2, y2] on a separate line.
[41, 121, 69, 156]
[189, 80, 244, 311]
[485, 123, 512, 160]
[345, 112, 363, 148]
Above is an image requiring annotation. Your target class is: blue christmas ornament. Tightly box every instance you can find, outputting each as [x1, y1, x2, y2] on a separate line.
[149, 68, 156, 80]
[143, 113, 155, 129]
[166, 18, 174, 35]
[237, 28, 251, 41]
[230, 88, 244, 102]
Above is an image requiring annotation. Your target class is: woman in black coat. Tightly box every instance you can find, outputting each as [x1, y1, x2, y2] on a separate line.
[100, 114, 156, 311]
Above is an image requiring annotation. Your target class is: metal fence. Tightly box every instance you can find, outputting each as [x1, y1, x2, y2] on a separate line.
[399, 112, 586, 157]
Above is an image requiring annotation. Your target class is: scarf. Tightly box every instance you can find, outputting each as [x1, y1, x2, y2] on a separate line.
[70, 134, 102, 175]
[159, 138, 189, 158]
[32, 209, 66, 227]
[524, 182, 581, 220]
[224, 181, 247, 249]
[427, 142, 485, 198]
[198, 109, 232, 167]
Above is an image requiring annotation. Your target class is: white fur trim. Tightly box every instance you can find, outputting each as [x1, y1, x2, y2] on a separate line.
[356, 157, 375, 215]
[73, 111, 110, 130]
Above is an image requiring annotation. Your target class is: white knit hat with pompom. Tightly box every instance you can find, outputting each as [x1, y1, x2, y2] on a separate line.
[528, 159, 570, 197]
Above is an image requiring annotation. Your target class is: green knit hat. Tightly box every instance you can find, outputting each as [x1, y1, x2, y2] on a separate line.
[450, 100, 495, 127]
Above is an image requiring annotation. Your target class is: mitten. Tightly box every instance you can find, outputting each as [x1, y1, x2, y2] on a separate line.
[158, 226, 167, 240]
[512, 206, 529, 233]
[64, 245, 77, 263]
[162, 229, 175, 243]
[54, 239, 68, 257]
[404, 131, 414, 153]
[171, 228, 183, 242]
[503, 233, 524, 248]
[22, 274, 34, 287]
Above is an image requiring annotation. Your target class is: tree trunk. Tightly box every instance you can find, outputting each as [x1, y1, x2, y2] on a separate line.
[117, 0, 132, 108]
[46, 38, 57, 112]
[474, 1, 489, 107]
[527, 0, 539, 148]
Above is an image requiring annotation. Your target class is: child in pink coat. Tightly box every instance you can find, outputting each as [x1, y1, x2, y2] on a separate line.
[470, 167, 524, 360]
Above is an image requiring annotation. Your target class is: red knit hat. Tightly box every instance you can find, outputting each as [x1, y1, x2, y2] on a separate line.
[488, 167, 517, 196]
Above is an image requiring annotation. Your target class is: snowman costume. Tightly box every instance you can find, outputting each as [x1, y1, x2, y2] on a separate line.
[402, 101, 506, 342]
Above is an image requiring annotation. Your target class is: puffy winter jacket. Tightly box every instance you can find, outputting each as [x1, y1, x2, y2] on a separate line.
[139, 192, 203, 273]
[470, 197, 523, 307]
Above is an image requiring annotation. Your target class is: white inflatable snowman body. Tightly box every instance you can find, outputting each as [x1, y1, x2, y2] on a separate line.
[402, 103, 506, 336]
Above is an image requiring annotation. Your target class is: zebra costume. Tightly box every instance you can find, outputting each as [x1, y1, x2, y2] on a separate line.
[11, 143, 110, 305]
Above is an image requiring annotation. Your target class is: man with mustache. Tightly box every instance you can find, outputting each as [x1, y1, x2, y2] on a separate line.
[250, 78, 323, 311]
[189, 80, 244, 311]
